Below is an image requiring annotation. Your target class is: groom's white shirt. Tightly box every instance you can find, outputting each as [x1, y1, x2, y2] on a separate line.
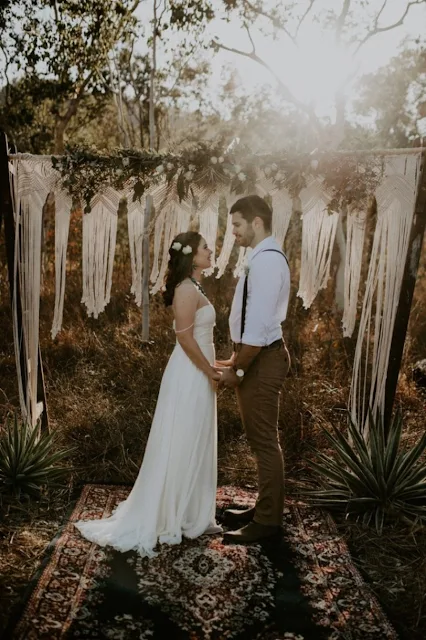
[229, 236, 290, 347]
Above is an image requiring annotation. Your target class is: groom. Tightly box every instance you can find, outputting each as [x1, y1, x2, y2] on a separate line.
[218, 194, 291, 544]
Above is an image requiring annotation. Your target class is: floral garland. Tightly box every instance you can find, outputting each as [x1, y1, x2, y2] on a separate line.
[51, 141, 382, 214]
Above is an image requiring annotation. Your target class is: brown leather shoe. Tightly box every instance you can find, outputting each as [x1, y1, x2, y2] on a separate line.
[223, 506, 256, 528]
[222, 521, 282, 545]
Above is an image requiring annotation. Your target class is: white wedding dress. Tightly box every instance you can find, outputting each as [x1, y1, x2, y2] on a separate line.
[75, 293, 222, 557]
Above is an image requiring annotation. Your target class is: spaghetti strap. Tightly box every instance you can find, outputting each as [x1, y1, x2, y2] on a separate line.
[175, 323, 194, 334]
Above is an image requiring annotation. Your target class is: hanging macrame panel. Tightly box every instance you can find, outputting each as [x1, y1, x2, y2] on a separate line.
[297, 179, 339, 308]
[51, 188, 72, 339]
[215, 189, 237, 278]
[342, 207, 367, 338]
[349, 153, 422, 431]
[151, 205, 178, 295]
[11, 157, 60, 426]
[199, 188, 228, 276]
[126, 198, 145, 307]
[81, 188, 119, 318]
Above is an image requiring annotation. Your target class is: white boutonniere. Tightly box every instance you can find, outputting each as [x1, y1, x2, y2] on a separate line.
[244, 264, 250, 276]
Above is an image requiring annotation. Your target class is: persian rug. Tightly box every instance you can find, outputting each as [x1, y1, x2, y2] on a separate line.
[4, 485, 398, 640]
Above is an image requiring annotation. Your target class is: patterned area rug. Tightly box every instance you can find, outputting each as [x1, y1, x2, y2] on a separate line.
[5, 485, 398, 640]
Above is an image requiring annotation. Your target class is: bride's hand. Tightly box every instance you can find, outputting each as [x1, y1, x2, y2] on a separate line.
[209, 368, 222, 391]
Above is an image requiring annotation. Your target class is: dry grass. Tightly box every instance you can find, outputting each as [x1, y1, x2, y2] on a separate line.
[0, 232, 426, 638]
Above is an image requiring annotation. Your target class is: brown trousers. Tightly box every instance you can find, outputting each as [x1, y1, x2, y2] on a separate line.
[235, 341, 290, 526]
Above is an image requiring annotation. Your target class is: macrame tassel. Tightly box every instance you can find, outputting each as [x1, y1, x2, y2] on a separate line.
[199, 200, 220, 276]
[14, 196, 44, 427]
[151, 205, 177, 295]
[349, 154, 422, 432]
[150, 205, 166, 284]
[127, 199, 145, 307]
[271, 189, 293, 248]
[234, 247, 249, 277]
[215, 190, 236, 278]
[81, 189, 119, 318]
[342, 207, 367, 338]
[51, 190, 72, 339]
[297, 179, 339, 308]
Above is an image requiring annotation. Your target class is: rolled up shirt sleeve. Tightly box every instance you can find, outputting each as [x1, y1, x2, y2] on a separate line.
[242, 252, 289, 347]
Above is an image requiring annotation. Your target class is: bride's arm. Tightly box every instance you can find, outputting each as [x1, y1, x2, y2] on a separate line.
[173, 284, 220, 382]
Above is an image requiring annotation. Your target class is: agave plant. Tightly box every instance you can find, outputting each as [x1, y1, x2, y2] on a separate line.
[0, 413, 71, 498]
[306, 410, 426, 534]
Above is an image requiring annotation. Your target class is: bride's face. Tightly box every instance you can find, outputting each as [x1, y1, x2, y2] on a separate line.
[194, 237, 213, 270]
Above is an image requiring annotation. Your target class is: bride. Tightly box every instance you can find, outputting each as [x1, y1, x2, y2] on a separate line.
[74, 231, 223, 556]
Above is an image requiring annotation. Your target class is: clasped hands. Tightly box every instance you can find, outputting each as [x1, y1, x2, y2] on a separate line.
[210, 355, 241, 391]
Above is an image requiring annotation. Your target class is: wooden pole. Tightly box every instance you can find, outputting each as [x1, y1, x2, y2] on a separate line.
[384, 153, 426, 430]
[141, 194, 152, 342]
[141, 0, 158, 342]
[0, 132, 49, 431]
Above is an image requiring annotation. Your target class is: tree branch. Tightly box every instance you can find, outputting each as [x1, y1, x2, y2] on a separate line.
[295, 0, 316, 38]
[212, 37, 321, 132]
[245, 24, 256, 54]
[241, 0, 298, 46]
[335, 0, 351, 44]
[354, 0, 426, 55]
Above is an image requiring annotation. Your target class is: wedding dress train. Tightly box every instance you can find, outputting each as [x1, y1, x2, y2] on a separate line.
[75, 300, 222, 557]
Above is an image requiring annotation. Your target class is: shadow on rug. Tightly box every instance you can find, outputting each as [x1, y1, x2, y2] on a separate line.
[4, 485, 398, 640]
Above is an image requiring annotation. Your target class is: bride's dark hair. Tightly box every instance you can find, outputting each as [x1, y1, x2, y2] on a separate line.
[163, 231, 202, 307]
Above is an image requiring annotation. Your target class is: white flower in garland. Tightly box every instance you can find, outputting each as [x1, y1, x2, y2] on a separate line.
[172, 242, 182, 251]
[238, 172, 247, 182]
[210, 156, 218, 164]
[218, 156, 224, 163]
[184, 170, 193, 180]
[182, 245, 192, 255]
[166, 162, 174, 170]
[234, 164, 241, 173]
[156, 164, 164, 174]
[189, 164, 196, 171]
[122, 157, 130, 167]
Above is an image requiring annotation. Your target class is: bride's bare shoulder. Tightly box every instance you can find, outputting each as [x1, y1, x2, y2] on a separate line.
[173, 279, 198, 305]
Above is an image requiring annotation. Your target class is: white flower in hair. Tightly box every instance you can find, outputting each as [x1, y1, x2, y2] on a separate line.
[182, 245, 192, 255]
[172, 242, 182, 251]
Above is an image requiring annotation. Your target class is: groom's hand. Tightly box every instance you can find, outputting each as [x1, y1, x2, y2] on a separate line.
[217, 366, 240, 389]
[214, 353, 235, 368]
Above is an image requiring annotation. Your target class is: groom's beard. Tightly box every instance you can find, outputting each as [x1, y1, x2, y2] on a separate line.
[237, 228, 255, 247]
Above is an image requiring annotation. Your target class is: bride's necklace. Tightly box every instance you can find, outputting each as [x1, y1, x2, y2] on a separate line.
[190, 276, 208, 298]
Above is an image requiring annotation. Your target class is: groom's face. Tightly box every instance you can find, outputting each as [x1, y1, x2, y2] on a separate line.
[231, 212, 255, 248]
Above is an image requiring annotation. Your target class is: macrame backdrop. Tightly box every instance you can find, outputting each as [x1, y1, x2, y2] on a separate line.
[6, 151, 423, 432]
[349, 154, 422, 431]
[297, 179, 339, 308]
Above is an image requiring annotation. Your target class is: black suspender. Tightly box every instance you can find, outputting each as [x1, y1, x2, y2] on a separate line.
[240, 249, 289, 341]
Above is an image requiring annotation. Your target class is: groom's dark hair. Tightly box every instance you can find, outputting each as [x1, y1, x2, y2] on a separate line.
[230, 195, 272, 232]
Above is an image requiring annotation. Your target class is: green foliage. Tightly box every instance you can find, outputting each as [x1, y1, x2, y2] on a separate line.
[0, 414, 71, 499]
[355, 48, 426, 147]
[307, 410, 426, 534]
[51, 141, 382, 213]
